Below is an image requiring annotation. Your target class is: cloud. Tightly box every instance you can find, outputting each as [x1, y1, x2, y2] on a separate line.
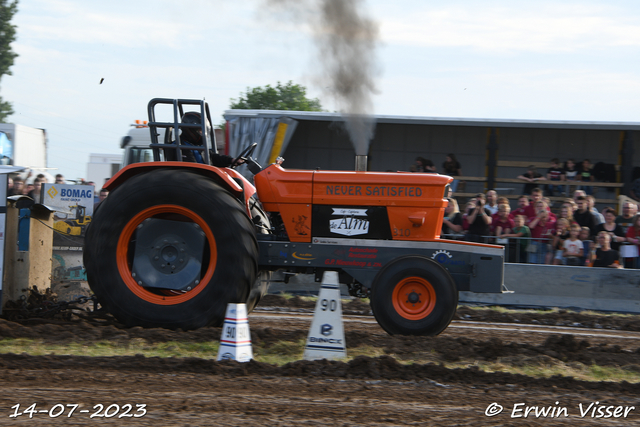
[15, 0, 207, 48]
[4, 0, 640, 180]
[376, 65, 640, 122]
[380, 3, 640, 53]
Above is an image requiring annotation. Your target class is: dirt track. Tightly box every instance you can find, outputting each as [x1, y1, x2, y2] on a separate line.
[0, 296, 639, 425]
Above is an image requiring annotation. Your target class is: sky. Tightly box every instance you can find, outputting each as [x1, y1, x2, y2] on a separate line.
[3, 0, 640, 180]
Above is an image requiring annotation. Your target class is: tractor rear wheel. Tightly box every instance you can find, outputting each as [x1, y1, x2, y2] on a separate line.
[370, 256, 457, 336]
[84, 169, 258, 329]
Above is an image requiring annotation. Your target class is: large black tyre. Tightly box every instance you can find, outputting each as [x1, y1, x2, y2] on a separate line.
[83, 169, 258, 329]
[370, 256, 457, 336]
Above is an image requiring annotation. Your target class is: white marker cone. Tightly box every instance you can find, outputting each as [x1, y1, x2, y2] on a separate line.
[303, 271, 347, 361]
[217, 303, 253, 362]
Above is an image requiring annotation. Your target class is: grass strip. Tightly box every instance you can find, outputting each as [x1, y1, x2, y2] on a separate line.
[0, 338, 638, 383]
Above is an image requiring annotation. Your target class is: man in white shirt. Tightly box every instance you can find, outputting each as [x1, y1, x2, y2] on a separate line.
[485, 190, 499, 215]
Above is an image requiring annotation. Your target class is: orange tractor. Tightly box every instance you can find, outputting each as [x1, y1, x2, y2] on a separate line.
[84, 99, 505, 335]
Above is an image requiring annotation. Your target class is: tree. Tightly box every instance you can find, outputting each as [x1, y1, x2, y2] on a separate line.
[230, 81, 323, 111]
[0, 0, 18, 122]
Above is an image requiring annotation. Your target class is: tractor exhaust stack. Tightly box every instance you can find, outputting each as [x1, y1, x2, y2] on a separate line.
[355, 155, 367, 171]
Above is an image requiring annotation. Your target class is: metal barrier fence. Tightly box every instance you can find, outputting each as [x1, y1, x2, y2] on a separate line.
[441, 234, 604, 266]
[443, 234, 555, 264]
[443, 234, 639, 267]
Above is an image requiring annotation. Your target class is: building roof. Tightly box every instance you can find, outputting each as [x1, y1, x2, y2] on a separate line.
[224, 109, 640, 131]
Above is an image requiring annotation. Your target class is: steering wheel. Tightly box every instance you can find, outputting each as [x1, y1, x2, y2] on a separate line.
[231, 143, 258, 168]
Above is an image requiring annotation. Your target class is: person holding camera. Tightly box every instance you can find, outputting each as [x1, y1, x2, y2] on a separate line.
[464, 194, 492, 243]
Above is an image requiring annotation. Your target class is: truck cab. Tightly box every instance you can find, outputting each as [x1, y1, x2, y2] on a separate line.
[121, 122, 161, 167]
[121, 121, 225, 167]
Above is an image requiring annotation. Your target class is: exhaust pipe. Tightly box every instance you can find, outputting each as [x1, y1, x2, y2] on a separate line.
[355, 155, 367, 171]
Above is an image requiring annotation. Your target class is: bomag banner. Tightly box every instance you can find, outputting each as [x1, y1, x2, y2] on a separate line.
[42, 184, 94, 285]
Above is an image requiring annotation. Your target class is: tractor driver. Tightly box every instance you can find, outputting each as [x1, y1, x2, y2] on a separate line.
[168, 111, 237, 167]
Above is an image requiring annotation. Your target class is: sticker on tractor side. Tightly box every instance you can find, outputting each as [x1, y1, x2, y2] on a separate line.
[324, 258, 381, 267]
[292, 252, 315, 260]
[313, 238, 341, 244]
[325, 185, 423, 197]
[312, 206, 393, 240]
[329, 210, 369, 236]
[431, 250, 466, 266]
[292, 215, 310, 235]
[348, 247, 377, 259]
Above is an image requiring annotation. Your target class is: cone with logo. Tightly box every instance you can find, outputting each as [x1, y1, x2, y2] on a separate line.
[303, 271, 346, 360]
[216, 303, 253, 362]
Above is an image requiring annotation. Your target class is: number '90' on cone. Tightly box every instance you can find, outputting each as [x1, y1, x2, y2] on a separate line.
[303, 272, 346, 360]
[217, 303, 253, 362]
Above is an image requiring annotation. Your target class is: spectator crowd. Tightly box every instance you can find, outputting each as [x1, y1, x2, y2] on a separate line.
[6, 172, 109, 208]
[517, 158, 605, 197]
[442, 186, 639, 268]
[412, 155, 635, 268]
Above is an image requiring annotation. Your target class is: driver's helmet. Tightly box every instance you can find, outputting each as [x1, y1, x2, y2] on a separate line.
[181, 112, 210, 144]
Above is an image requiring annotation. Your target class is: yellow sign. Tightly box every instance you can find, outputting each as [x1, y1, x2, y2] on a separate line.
[47, 186, 58, 198]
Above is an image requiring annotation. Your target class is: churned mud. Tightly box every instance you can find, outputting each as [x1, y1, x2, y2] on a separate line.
[0, 295, 639, 425]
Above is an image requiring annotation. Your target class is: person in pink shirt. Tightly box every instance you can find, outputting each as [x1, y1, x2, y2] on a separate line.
[493, 204, 515, 238]
[512, 195, 530, 219]
[501, 215, 531, 263]
[529, 200, 556, 226]
[524, 188, 548, 219]
[528, 209, 555, 264]
[491, 197, 512, 223]
[624, 214, 640, 269]
[496, 196, 510, 208]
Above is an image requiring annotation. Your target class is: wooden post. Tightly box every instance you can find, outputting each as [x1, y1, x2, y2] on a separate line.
[486, 128, 499, 191]
[2, 202, 54, 306]
[621, 131, 634, 197]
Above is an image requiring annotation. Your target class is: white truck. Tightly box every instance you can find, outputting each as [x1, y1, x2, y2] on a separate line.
[0, 123, 47, 169]
[85, 122, 162, 186]
[121, 122, 159, 166]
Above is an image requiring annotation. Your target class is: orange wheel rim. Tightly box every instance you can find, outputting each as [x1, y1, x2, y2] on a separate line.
[116, 204, 217, 305]
[392, 276, 436, 320]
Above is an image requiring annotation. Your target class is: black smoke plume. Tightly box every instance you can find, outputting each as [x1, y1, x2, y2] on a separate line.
[265, 0, 379, 155]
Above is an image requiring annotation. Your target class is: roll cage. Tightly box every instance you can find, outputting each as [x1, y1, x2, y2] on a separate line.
[147, 98, 217, 164]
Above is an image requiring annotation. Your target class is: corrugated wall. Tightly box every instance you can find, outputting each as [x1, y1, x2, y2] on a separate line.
[281, 120, 636, 202]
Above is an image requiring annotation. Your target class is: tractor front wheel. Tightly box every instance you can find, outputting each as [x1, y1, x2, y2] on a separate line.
[370, 256, 457, 336]
[84, 169, 258, 329]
